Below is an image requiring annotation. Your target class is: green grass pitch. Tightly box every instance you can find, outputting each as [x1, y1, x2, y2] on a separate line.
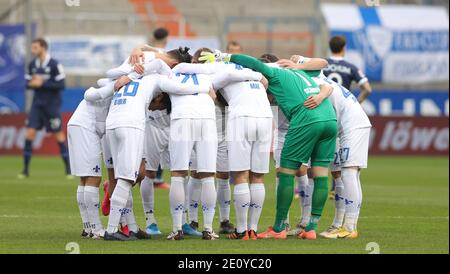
[0, 156, 448, 254]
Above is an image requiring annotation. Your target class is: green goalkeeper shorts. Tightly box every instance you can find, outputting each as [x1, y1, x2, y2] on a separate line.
[280, 120, 338, 170]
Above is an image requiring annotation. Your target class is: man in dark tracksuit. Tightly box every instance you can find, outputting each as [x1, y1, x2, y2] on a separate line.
[19, 38, 71, 178]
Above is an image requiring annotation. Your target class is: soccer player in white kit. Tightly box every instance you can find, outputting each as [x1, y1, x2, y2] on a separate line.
[101, 48, 191, 237]
[173, 54, 272, 240]
[84, 59, 209, 241]
[165, 65, 219, 241]
[181, 49, 235, 237]
[68, 78, 112, 240]
[312, 75, 371, 239]
[141, 95, 171, 236]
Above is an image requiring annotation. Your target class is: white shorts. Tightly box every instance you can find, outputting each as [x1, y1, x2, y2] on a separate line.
[331, 127, 371, 171]
[144, 122, 170, 171]
[106, 127, 145, 181]
[189, 126, 229, 172]
[68, 125, 103, 177]
[102, 135, 114, 169]
[169, 118, 218, 173]
[227, 117, 272, 173]
[216, 134, 229, 172]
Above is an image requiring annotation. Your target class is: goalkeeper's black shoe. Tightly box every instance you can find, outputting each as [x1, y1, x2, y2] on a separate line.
[130, 229, 151, 240]
[104, 231, 135, 241]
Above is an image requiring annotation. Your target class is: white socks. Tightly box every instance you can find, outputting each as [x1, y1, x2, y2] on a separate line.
[183, 176, 189, 224]
[234, 183, 250, 233]
[84, 186, 103, 233]
[123, 190, 138, 233]
[140, 177, 156, 226]
[298, 175, 313, 227]
[188, 176, 202, 223]
[77, 186, 90, 232]
[249, 183, 265, 232]
[341, 168, 360, 232]
[216, 178, 231, 222]
[332, 177, 345, 228]
[201, 177, 217, 232]
[107, 179, 131, 234]
[170, 177, 185, 232]
[355, 170, 363, 230]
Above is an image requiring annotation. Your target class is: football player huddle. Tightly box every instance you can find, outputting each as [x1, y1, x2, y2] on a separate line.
[68, 44, 371, 241]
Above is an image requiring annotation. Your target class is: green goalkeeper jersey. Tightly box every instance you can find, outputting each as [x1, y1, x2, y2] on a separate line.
[230, 54, 336, 128]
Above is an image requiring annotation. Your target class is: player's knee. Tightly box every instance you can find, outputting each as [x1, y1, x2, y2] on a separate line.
[216, 171, 229, 180]
[250, 172, 264, 183]
[190, 170, 200, 179]
[332, 171, 341, 179]
[85, 176, 101, 187]
[232, 171, 249, 184]
[311, 166, 329, 177]
[172, 170, 188, 177]
[54, 131, 66, 142]
[297, 165, 308, 176]
[25, 128, 37, 140]
[146, 170, 157, 179]
[278, 168, 297, 176]
[197, 172, 215, 179]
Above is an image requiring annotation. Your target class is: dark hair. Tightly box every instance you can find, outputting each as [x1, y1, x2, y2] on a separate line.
[153, 28, 169, 41]
[193, 47, 212, 63]
[259, 57, 271, 63]
[161, 93, 172, 114]
[216, 91, 229, 107]
[166, 46, 192, 63]
[226, 40, 242, 50]
[260, 53, 279, 63]
[32, 38, 48, 50]
[329, 36, 346, 54]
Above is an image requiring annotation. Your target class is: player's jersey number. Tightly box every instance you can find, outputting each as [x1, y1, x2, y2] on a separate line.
[334, 147, 350, 165]
[177, 73, 200, 95]
[113, 81, 140, 105]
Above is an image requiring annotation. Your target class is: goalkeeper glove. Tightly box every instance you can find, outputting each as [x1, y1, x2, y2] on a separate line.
[199, 50, 231, 63]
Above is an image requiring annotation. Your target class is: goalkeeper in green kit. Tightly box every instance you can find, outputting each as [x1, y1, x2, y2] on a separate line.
[200, 51, 337, 240]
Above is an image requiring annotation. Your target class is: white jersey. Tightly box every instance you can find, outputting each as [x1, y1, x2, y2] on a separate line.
[69, 79, 113, 133]
[68, 98, 111, 133]
[215, 64, 272, 119]
[169, 72, 215, 120]
[105, 73, 210, 130]
[172, 62, 270, 119]
[313, 73, 371, 134]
